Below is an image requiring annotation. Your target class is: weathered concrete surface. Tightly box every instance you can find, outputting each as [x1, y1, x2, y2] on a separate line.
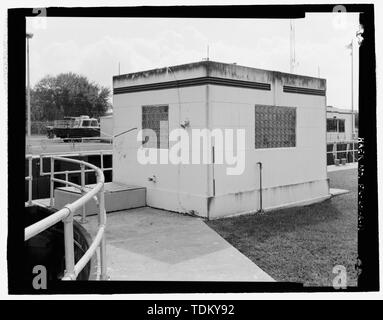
[54, 182, 146, 215]
[113, 60, 328, 218]
[329, 188, 350, 196]
[78, 207, 274, 281]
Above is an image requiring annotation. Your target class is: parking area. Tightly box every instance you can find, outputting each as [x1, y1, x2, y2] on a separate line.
[26, 135, 112, 155]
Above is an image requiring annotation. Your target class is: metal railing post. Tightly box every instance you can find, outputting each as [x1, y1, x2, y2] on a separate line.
[80, 162, 87, 224]
[98, 174, 107, 280]
[65, 171, 69, 187]
[332, 143, 336, 163]
[39, 155, 44, 177]
[50, 157, 54, 207]
[100, 151, 104, 171]
[25, 155, 107, 281]
[257, 162, 264, 213]
[28, 156, 33, 205]
[62, 208, 76, 280]
[335, 143, 338, 160]
[257, 162, 264, 214]
[346, 143, 349, 163]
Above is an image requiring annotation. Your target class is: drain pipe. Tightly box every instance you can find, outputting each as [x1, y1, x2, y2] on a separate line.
[256, 162, 264, 214]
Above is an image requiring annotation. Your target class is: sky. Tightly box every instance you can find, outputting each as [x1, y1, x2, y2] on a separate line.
[26, 13, 360, 110]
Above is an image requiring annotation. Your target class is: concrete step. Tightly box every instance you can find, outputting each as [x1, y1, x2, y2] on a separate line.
[30, 198, 51, 208]
[54, 182, 146, 216]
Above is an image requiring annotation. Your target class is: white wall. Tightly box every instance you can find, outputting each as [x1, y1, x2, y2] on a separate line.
[113, 85, 210, 217]
[113, 62, 329, 218]
[208, 79, 329, 218]
[100, 116, 113, 140]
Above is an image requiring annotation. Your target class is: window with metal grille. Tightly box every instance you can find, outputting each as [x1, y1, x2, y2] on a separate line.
[338, 119, 345, 132]
[142, 105, 169, 149]
[327, 118, 345, 133]
[327, 119, 338, 132]
[254, 105, 296, 149]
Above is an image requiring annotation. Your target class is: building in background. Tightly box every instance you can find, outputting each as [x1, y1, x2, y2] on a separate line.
[112, 61, 330, 218]
[326, 106, 358, 165]
[326, 106, 358, 142]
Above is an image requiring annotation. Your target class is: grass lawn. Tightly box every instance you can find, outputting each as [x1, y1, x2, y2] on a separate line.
[206, 168, 358, 287]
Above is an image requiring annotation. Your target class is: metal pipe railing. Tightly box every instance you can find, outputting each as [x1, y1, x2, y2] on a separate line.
[50, 157, 54, 207]
[257, 162, 264, 214]
[25, 206, 72, 241]
[70, 174, 107, 280]
[32, 149, 112, 160]
[80, 162, 87, 224]
[25, 155, 33, 205]
[26, 150, 112, 207]
[51, 177, 86, 192]
[327, 140, 358, 164]
[35, 151, 112, 210]
[25, 155, 107, 281]
[98, 182, 107, 280]
[43, 167, 113, 176]
[38, 151, 112, 175]
[62, 207, 75, 280]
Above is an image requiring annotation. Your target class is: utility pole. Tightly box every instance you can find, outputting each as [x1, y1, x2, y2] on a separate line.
[290, 20, 296, 73]
[26, 33, 33, 140]
[350, 40, 354, 140]
[346, 39, 355, 162]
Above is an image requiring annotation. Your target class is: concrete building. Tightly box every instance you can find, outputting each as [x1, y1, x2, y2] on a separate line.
[112, 61, 330, 219]
[326, 106, 358, 165]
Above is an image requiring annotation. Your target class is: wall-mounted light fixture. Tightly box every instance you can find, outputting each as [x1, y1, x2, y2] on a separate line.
[180, 119, 190, 129]
[148, 175, 157, 183]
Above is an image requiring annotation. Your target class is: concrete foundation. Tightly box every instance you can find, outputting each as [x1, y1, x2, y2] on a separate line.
[54, 182, 146, 216]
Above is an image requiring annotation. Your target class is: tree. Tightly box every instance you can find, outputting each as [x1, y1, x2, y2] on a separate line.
[30, 72, 111, 121]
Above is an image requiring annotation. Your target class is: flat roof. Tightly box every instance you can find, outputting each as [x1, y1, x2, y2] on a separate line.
[113, 60, 326, 83]
[327, 106, 358, 114]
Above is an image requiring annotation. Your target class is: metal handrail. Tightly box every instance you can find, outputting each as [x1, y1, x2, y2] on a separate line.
[327, 140, 358, 163]
[25, 155, 33, 206]
[24, 150, 112, 206]
[39, 151, 111, 214]
[24, 155, 107, 280]
[26, 149, 112, 159]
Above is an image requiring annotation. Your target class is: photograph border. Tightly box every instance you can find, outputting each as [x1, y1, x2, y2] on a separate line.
[8, 3, 378, 294]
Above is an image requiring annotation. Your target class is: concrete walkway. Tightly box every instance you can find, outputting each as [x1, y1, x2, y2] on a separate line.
[327, 162, 357, 172]
[329, 188, 350, 196]
[78, 207, 274, 282]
